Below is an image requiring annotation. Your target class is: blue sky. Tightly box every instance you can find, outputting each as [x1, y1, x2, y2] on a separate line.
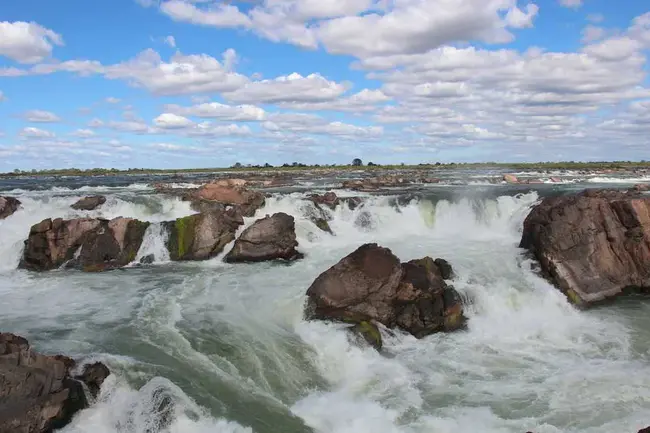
[0, 0, 649, 170]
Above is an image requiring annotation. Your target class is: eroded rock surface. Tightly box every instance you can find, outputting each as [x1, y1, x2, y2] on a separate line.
[0, 333, 110, 433]
[305, 243, 465, 339]
[0, 196, 21, 219]
[225, 212, 302, 263]
[520, 189, 650, 306]
[70, 195, 106, 211]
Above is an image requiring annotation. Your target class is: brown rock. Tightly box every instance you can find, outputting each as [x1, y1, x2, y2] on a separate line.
[164, 211, 242, 261]
[70, 195, 106, 211]
[19, 217, 149, 272]
[633, 183, 649, 192]
[0, 333, 110, 433]
[310, 192, 340, 209]
[225, 212, 302, 263]
[503, 174, 519, 184]
[0, 196, 21, 219]
[638, 427, 650, 433]
[520, 189, 650, 306]
[305, 244, 465, 337]
[192, 182, 265, 217]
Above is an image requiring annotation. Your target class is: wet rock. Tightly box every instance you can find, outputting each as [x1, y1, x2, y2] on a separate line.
[342, 175, 411, 192]
[19, 217, 149, 272]
[70, 195, 106, 211]
[503, 174, 519, 184]
[139, 254, 155, 265]
[633, 183, 649, 192]
[0, 333, 110, 433]
[348, 321, 382, 351]
[305, 243, 465, 338]
[520, 189, 650, 306]
[342, 197, 364, 211]
[434, 258, 455, 280]
[313, 218, 333, 234]
[310, 192, 340, 209]
[0, 196, 21, 219]
[191, 181, 265, 217]
[638, 427, 650, 433]
[225, 212, 303, 263]
[164, 211, 242, 261]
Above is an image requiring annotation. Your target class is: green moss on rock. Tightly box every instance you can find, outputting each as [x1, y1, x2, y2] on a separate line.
[167, 215, 197, 260]
[349, 321, 382, 351]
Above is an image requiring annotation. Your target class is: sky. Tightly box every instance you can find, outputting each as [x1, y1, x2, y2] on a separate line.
[1, 0, 649, 170]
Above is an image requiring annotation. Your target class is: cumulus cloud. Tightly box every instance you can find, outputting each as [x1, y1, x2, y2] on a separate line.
[581, 25, 605, 43]
[164, 35, 176, 48]
[71, 129, 96, 137]
[20, 127, 55, 139]
[223, 73, 350, 103]
[23, 110, 61, 123]
[0, 21, 63, 64]
[153, 113, 194, 128]
[558, 0, 582, 8]
[105, 97, 121, 104]
[165, 102, 266, 121]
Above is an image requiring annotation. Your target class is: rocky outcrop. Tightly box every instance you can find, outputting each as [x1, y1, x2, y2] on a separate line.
[309, 192, 340, 209]
[0, 196, 21, 219]
[305, 243, 465, 339]
[225, 212, 302, 263]
[164, 211, 242, 261]
[503, 174, 519, 184]
[20, 217, 149, 272]
[70, 195, 106, 211]
[190, 181, 265, 217]
[342, 175, 411, 192]
[0, 333, 110, 433]
[520, 189, 650, 306]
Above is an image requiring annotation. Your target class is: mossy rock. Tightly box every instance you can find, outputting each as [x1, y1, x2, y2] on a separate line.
[565, 289, 586, 307]
[348, 321, 382, 351]
[166, 215, 198, 260]
[313, 218, 333, 234]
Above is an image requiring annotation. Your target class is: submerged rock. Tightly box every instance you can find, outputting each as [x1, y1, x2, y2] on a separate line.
[305, 243, 465, 338]
[0, 196, 21, 219]
[71, 195, 106, 211]
[225, 212, 302, 263]
[19, 217, 149, 272]
[309, 192, 340, 209]
[0, 333, 110, 433]
[348, 321, 382, 351]
[520, 189, 650, 306]
[164, 211, 242, 261]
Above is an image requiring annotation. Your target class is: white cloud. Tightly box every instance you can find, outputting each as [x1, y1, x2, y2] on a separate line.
[165, 102, 266, 121]
[187, 122, 252, 136]
[0, 21, 63, 64]
[106, 120, 157, 134]
[558, 0, 582, 8]
[587, 14, 604, 24]
[581, 25, 605, 43]
[104, 49, 248, 95]
[20, 127, 55, 139]
[23, 110, 61, 123]
[105, 97, 121, 104]
[150, 142, 185, 150]
[153, 113, 194, 128]
[88, 118, 104, 128]
[277, 89, 390, 112]
[164, 35, 176, 48]
[504, 4, 539, 29]
[71, 129, 96, 137]
[160, 0, 251, 28]
[224, 72, 350, 103]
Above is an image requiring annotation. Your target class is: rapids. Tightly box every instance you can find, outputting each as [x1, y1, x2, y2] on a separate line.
[1, 182, 649, 433]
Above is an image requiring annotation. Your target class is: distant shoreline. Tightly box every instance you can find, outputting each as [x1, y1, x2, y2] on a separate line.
[2, 161, 650, 178]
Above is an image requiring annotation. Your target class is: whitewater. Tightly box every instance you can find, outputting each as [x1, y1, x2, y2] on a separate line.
[1, 181, 650, 433]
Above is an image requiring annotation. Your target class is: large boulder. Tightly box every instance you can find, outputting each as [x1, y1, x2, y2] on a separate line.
[0, 196, 21, 219]
[0, 333, 110, 433]
[520, 189, 650, 306]
[305, 243, 465, 339]
[164, 211, 242, 261]
[191, 181, 265, 217]
[19, 217, 149, 272]
[225, 212, 302, 263]
[70, 195, 106, 211]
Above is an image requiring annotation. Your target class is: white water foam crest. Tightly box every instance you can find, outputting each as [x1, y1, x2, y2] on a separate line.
[61, 375, 253, 433]
[134, 223, 171, 264]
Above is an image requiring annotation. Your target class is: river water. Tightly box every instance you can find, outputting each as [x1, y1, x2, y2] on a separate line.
[1, 172, 650, 433]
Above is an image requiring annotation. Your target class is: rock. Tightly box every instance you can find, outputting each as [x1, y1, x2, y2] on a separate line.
[638, 427, 650, 433]
[313, 218, 333, 234]
[191, 182, 265, 217]
[503, 174, 519, 184]
[139, 254, 155, 265]
[0, 196, 21, 219]
[19, 217, 149, 272]
[310, 192, 340, 209]
[70, 195, 106, 211]
[342, 197, 364, 211]
[519, 189, 650, 306]
[633, 183, 649, 192]
[348, 321, 382, 351]
[342, 176, 411, 192]
[305, 243, 465, 338]
[550, 177, 562, 183]
[164, 211, 242, 261]
[0, 333, 110, 433]
[225, 212, 303, 263]
[434, 258, 455, 280]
